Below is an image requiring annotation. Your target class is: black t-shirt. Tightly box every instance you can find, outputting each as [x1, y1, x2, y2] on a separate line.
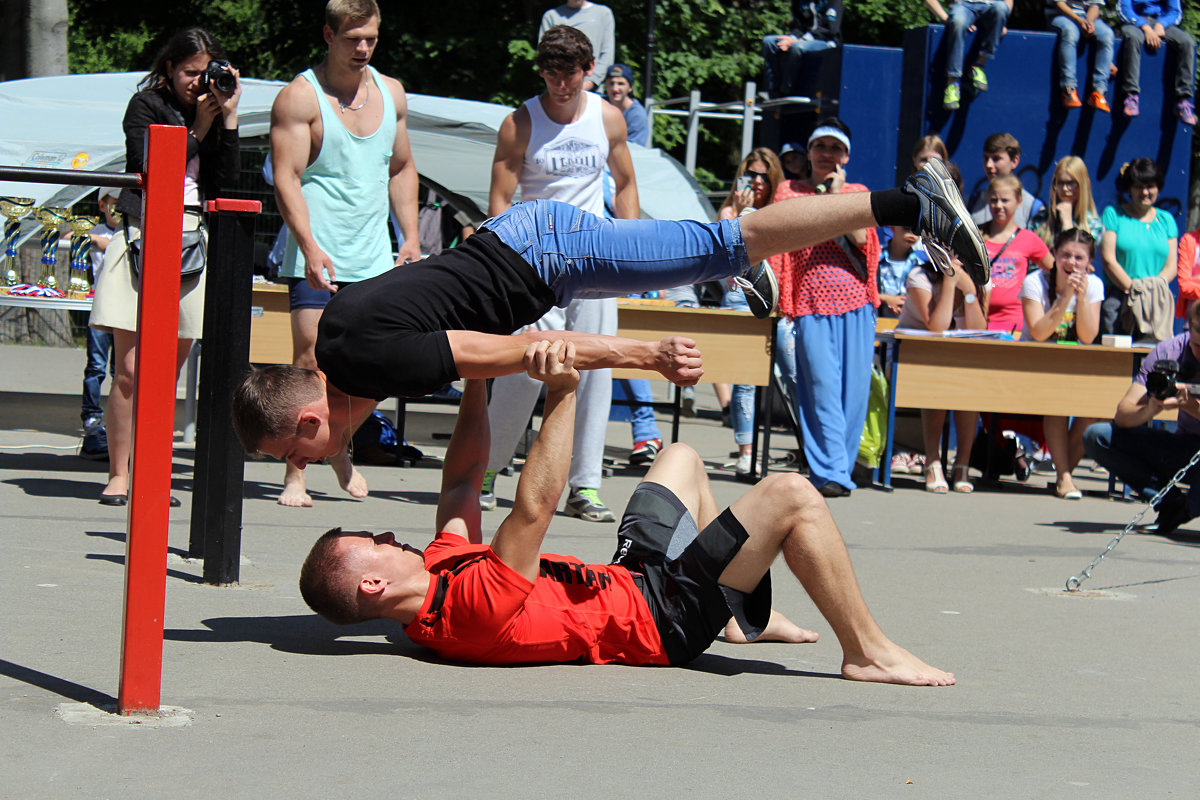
[316, 231, 556, 400]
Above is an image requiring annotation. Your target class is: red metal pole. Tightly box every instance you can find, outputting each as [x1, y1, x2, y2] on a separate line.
[117, 124, 186, 715]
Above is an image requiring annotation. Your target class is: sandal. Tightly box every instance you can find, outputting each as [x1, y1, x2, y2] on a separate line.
[1055, 479, 1082, 500]
[924, 462, 949, 493]
[951, 464, 974, 493]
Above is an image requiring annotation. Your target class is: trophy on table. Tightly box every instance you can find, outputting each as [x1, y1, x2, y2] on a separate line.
[67, 215, 99, 299]
[34, 205, 72, 297]
[0, 197, 35, 295]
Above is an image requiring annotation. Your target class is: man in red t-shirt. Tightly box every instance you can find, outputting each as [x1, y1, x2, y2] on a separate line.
[298, 340, 955, 685]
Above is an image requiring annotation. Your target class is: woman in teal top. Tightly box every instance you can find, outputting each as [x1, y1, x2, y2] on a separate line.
[1100, 157, 1178, 335]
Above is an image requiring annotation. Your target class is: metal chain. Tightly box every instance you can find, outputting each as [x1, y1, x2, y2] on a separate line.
[1066, 444, 1200, 591]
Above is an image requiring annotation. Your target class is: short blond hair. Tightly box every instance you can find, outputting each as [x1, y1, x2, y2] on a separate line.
[326, 0, 379, 33]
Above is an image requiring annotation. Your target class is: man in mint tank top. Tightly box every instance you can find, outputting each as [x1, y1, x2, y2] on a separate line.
[269, 0, 421, 508]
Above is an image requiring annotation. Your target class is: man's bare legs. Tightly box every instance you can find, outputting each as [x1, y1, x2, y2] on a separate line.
[279, 307, 368, 507]
[648, 443, 955, 686]
[740, 192, 878, 265]
[640, 446, 818, 644]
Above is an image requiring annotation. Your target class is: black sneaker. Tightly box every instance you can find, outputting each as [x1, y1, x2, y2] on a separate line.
[733, 262, 778, 319]
[1151, 490, 1192, 536]
[903, 159, 989, 286]
[80, 427, 109, 461]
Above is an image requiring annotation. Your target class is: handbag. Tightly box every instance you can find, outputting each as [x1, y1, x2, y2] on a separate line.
[124, 218, 207, 280]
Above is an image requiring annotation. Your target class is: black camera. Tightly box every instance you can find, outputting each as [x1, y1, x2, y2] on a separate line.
[199, 59, 237, 94]
[1146, 359, 1200, 401]
[1146, 359, 1179, 400]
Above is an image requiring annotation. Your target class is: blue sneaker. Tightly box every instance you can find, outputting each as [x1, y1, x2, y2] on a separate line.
[732, 262, 778, 319]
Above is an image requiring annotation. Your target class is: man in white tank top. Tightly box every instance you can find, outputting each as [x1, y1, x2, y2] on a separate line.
[269, 0, 421, 507]
[482, 25, 639, 522]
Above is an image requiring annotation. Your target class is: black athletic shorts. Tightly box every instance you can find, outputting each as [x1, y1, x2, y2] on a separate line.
[611, 481, 772, 665]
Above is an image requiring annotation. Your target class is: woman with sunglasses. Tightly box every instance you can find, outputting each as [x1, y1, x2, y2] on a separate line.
[1020, 228, 1104, 499]
[1035, 156, 1104, 250]
[716, 147, 786, 478]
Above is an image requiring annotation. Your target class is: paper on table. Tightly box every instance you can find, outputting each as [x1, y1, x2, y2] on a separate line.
[893, 328, 1010, 339]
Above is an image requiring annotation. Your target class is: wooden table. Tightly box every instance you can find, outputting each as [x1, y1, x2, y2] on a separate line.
[249, 282, 292, 364]
[881, 332, 1151, 486]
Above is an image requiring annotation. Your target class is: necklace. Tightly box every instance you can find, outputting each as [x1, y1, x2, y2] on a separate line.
[318, 67, 369, 112]
[337, 79, 369, 112]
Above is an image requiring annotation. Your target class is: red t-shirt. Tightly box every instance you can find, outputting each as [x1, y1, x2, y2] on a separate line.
[985, 228, 1050, 332]
[768, 180, 880, 318]
[403, 531, 668, 666]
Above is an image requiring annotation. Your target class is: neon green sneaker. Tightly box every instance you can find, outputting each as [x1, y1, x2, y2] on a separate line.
[970, 65, 988, 92]
[564, 488, 616, 523]
[943, 82, 961, 110]
[479, 469, 497, 511]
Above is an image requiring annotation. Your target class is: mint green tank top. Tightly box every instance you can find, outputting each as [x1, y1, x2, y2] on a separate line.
[280, 67, 396, 283]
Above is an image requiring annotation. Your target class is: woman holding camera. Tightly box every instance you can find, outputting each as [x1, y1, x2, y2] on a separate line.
[89, 26, 241, 506]
[716, 147, 786, 478]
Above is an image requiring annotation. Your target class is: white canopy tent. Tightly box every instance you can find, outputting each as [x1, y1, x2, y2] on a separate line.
[0, 72, 713, 245]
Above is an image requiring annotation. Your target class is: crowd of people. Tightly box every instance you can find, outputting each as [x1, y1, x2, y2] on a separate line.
[70, 0, 1200, 675]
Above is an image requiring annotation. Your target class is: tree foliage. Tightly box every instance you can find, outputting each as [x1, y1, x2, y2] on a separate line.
[65, 0, 1199, 193]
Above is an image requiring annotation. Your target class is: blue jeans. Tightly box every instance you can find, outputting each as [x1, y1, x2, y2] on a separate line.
[1083, 422, 1200, 513]
[484, 200, 749, 307]
[81, 326, 113, 422]
[761, 34, 837, 96]
[1119, 22, 1196, 99]
[722, 283, 757, 446]
[945, 1, 1010, 79]
[610, 378, 663, 443]
[1049, 14, 1114, 93]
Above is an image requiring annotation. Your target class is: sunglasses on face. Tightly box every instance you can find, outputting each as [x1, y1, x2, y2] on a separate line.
[1054, 178, 1079, 188]
[744, 169, 769, 182]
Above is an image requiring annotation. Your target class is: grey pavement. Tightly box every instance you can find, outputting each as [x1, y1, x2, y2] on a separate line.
[1, 342, 1198, 798]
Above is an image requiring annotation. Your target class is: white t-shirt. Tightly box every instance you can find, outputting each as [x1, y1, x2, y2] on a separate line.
[1017, 269, 1104, 341]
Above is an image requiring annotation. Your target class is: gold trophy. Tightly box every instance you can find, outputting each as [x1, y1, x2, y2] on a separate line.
[34, 205, 72, 295]
[67, 215, 99, 299]
[0, 197, 35, 295]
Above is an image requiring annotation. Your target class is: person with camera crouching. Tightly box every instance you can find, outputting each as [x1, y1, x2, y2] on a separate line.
[1082, 301, 1200, 535]
[88, 26, 241, 507]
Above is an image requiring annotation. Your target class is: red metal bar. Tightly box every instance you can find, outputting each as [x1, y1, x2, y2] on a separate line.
[117, 124, 186, 715]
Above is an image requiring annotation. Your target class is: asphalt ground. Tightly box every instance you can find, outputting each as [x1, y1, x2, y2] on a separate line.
[1, 343, 1198, 798]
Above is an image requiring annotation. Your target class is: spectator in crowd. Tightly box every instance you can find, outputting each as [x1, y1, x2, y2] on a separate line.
[1083, 301, 1200, 535]
[1046, 1, 1114, 111]
[878, 226, 928, 319]
[270, 0, 421, 506]
[896, 257, 987, 492]
[1032, 155, 1104, 249]
[1174, 223, 1200, 320]
[761, 1, 843, 98]
[1020, 228, 1104, 499]
[88, 26, 241, 507]
[482, 25, 639, 522]
[912, 133, 950, 170]
[969, 133, 1045, 229]
[540, 0, 615, 92]
[79, 187, 120, 462]
[769, 118, 880, 498]
[1100, 157, 1178, 340]
[603, 63, 649, 146]
[717, 147, 785, 479]
[1117, 0, 1196, 124]
[779, 142, 807, 180]
[923, 0, 1013, 110]
[981, 175, 1054, 333]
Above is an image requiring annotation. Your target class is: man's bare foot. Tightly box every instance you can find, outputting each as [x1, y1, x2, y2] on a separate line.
[841, 642, 956, 686]
[724, 610, 820, 644]
[330, 451, 368, 499]
[278, 476, 313, 507]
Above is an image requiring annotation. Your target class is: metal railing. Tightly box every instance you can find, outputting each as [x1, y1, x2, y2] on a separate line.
[646, 81, 818, 174]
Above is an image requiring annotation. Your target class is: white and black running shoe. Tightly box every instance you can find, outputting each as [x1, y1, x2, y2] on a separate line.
[903, 159, 989, 286]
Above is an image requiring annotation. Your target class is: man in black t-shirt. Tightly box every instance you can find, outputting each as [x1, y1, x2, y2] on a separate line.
[233, 161, 987, 471]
